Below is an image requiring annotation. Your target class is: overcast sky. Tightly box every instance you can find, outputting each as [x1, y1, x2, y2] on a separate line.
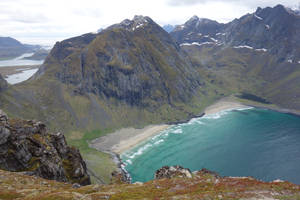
[0, 0, 299, 45]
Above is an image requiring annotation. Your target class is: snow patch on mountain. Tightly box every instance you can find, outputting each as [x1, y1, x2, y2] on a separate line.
[233, 45, 254, 50]
[254, 14, 263, 20]
[255, 48, 268, 52]
[265, 25, 270, 29]
[216, 33, 226, 36]
[210, 38, 218, 43]
[180, 42, 214, 47]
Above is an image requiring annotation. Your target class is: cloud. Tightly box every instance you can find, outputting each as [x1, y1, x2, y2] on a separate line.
[0, 0, 298, 46]
[168, 0, 299, 8]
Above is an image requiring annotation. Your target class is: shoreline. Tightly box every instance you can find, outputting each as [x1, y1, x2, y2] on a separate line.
[0, 65, 40, 77]
[88, 96, 300, 183]
[203, 98, 251, 115]
[89, 125, 170, 155]
[89, 97, 300, 158]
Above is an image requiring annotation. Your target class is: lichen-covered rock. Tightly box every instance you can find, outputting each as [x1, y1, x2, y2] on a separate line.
[155, 165, 192, 179]
[0, 110, 91, 185]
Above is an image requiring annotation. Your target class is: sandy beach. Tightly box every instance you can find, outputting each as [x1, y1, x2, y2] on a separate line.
[89, 98, 252, 155]
[89, 125, 170, 154]
[0, 65, 40, 77]
[204, 98, 250, 115]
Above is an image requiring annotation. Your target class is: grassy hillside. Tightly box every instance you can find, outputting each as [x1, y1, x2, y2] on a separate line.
[1, 168, 300, 199]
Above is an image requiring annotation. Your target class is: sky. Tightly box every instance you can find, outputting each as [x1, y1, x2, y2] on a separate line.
[0, 0, 299, 46]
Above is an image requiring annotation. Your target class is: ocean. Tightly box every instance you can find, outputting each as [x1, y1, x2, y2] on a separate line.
[121, 107, 300, 184]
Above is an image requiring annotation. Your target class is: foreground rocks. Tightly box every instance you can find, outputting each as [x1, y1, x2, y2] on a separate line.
[155, 165, 192, 179]
[0, 165, 300, 199]
[0, 110, 90, 185]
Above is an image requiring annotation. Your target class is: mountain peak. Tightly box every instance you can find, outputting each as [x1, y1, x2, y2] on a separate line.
[274, 4, 286, 11]
[133, 15, 151, 23]
[189, 15, 199, 21]
[109, 15, 154, 32]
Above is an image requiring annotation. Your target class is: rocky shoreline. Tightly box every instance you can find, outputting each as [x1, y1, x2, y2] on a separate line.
[110, 151, 132, 183]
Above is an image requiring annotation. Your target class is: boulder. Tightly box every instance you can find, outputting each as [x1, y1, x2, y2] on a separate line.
[155, 165, 192, 179]
[0, 110, 91, 185]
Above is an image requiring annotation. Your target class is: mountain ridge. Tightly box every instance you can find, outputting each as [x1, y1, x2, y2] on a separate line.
[0, 36, 41, 59]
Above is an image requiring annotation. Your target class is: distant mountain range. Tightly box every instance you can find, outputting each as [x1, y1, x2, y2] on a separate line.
[170, 4, 300, 110]
[162, 24, 175, 33]
[171, 4, 300, 63]
[0, 37, 42, 60]
[1, 4, 300, 133]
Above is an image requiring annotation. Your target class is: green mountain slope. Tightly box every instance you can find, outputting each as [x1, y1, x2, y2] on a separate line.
[0, 16, 224, 134]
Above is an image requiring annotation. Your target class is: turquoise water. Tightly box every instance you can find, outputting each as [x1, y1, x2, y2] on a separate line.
[121, 108, 300, 184]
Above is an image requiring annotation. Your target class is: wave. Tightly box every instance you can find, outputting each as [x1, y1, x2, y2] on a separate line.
[203, 106, 254, 119]
[172, 128, 183, 134]
[123, 106, 254, 166]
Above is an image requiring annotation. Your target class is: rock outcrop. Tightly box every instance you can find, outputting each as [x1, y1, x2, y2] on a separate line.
[0, 110, 90, 185]
[155, 165, 192, 179]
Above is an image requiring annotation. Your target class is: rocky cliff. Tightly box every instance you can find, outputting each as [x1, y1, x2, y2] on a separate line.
[0, 165, 299, 199]
[0, 110, 91, 185]
[39, 15, 202, 107]
[170, 4, 300, 111]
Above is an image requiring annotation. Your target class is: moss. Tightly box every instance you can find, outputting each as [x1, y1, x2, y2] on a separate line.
[0, 193, 23, 200]
[27, 157, 40, 171]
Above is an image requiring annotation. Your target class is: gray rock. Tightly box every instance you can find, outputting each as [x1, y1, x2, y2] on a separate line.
[0, 114, 91, 185]
[155, 165, 192, 179]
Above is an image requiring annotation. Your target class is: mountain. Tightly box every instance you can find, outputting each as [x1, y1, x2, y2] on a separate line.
[0, 37, 40, 60]
[162, 24, 175, 32]
[171, 4, 300, 63]
[224, 4, 300, 62]
[23, 48, 50, 60]
[13, 14, 214, 132]
[171, 16, 225, 45]
[39, 15, 202, 107]
[0, 110, 91, 185]
[170, 4, 300, 110]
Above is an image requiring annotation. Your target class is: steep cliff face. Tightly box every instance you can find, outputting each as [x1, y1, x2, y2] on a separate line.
[224, 4, 300, 61]
[40, 15, 202, 107]
[0, 110, 91, 185]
